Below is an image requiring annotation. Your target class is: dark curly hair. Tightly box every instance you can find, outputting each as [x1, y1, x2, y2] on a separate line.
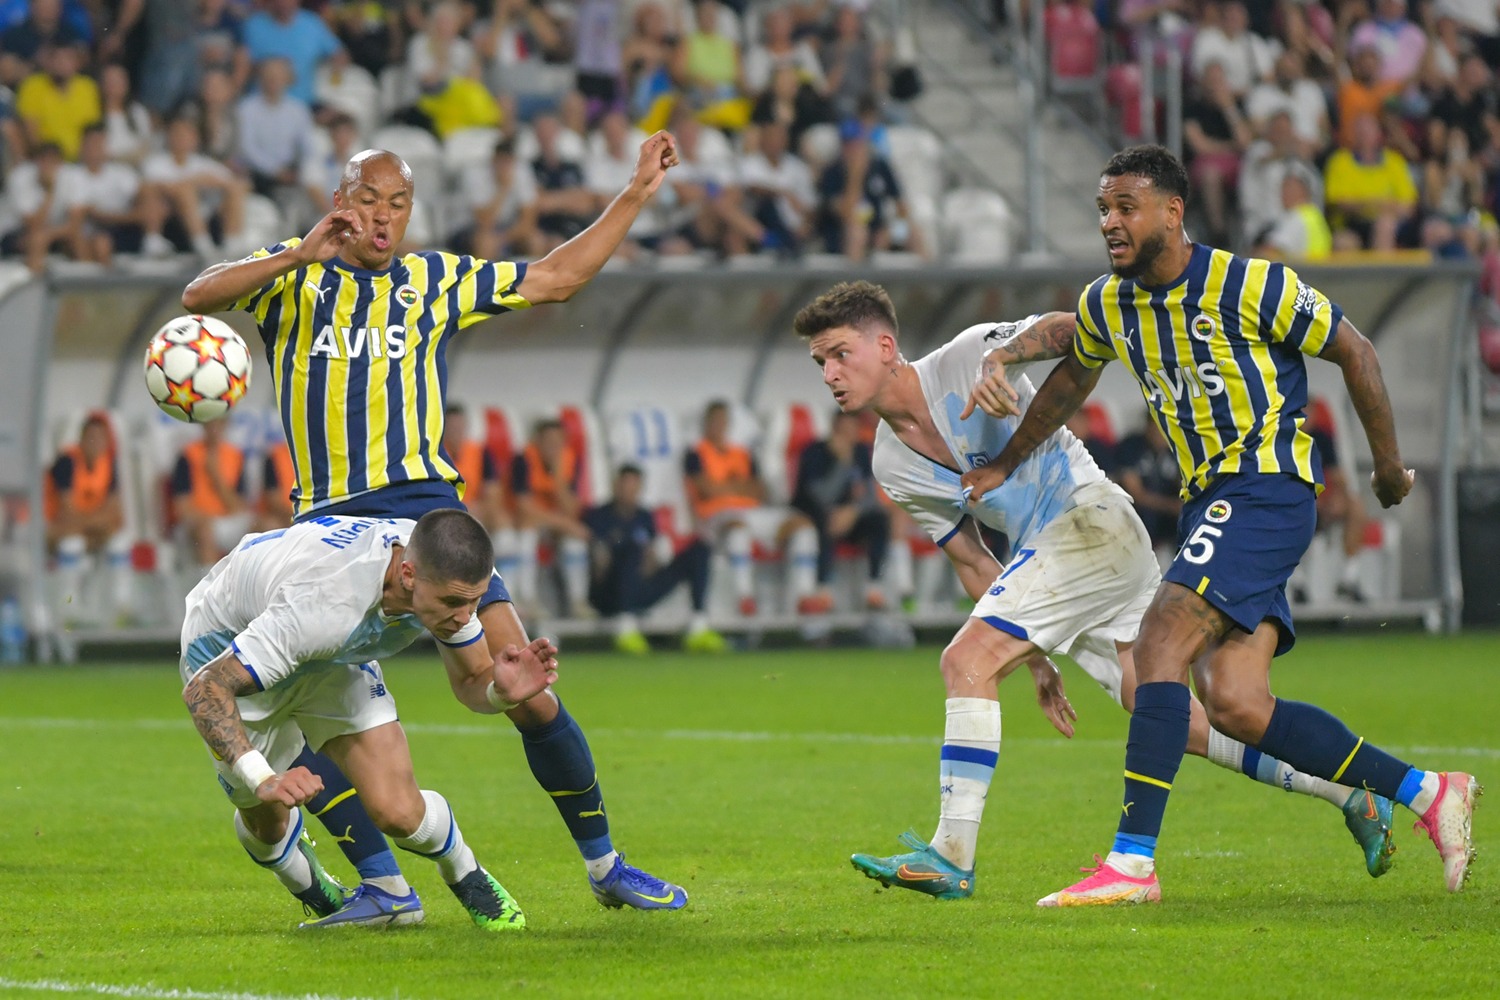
[1101, 145, 1190, 203]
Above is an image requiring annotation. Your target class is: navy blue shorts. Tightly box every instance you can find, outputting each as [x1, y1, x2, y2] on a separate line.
[1163, 473, 1317, 656]
[297, 480, 512, 607]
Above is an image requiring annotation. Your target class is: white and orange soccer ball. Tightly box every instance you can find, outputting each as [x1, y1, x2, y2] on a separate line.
[143, 315, 252, 423]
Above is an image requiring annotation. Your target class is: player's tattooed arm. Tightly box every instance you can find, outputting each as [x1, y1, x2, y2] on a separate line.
[1320, 317, 1415, 509]
[181, 653, 259, 766]
[960, 354, 1102, 503]
[985, 311, 1077, 366]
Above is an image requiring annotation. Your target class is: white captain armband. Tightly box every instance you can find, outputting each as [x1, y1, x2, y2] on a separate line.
[437, 616, 484, 648]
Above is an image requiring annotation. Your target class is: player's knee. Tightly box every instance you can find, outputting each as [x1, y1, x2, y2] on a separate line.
[1199, 683, 1273, 743]
[362, 789, 427, 838]
[938, 632, 1011, 693]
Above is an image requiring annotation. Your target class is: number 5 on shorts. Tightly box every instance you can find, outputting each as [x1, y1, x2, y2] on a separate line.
[1180, 524, 1222, 565]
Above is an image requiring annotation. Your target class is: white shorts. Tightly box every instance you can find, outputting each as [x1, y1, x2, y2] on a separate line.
[701, 506, 802, 543]
[178, 624, 398, 810]
[971, 482, 1160, 705]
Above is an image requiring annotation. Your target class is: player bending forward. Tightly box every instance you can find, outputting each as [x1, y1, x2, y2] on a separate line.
[180, 509, 557, 929]
[962, 145, 1476, 905]
[794, 283, 1396, 900]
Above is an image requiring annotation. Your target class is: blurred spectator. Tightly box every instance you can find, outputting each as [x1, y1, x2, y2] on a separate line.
[1253, 172, 1333, 261]
[744, 4, 824, 96]
[1323, 111, 1417, 251]
[821, 1, 883, 119]
[574, 0, 625, 115]
[142, 113, 248, 258]
[44, 412, 133, 623]
[791, 409, 890, 612]
[1, 142, 82, 271]
[171, 418, 250, 573]
[1419, 124, 1485, 259]
[584, 109, 660, 254]
[1431, 0, 1500, 66]
[15, 42, 99, 160]
[322, 0, 404, 76]
[676, 0, 749, 129]
[195, 0, 247, 77]
[236, 57, 315, 199]
[583, 463, 722, 654]
[1189, 1, 1278, 97]
[301, 112, 362, 219]
[254, 438, 294, 532]
[1277, 0, 1337, 81]
[198, 66, 239, 163]
[1307, 421, 1370, 602]
[1116, 0, 1193, 62]
[531, 112, 596, 250]
[405, 0, 477, 96]
[656, 104, 743, 255]
[511, 418, 591, 617]
[750, 61, 831, 153]
[443, 403, 510, 535]
[621, 0, 676, 130]
[461, 137, 539, 264]
[1335, 44, 1404, 149]
[475, 0, 572, 120]
[1183, 60, 1253, 245]
[1348, 0, 1425, 86]
[683, 399, 818, 616]
[64, 123, 153, 266]
[1063, 409, 1113, 471]
[241, 0, 343, 107]
[1245, 51, 1329, 158]
[108, 0, 202, 116]
[0, 0, 87, 71]
[1111, 419, 1179, 563]
[739, 119, 815, 255]
[1431, 54, 1497, 161]
[1420, 15, 1467, 95]
[98, 62, 154, 167]
[1239, 110, 1322, 247]
[815, 116, 923, 260]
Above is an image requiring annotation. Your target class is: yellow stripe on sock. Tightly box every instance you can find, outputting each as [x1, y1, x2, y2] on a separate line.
[310, 787, 357, 817]
[1331, 737, 1365, 782]
[1124, 769, 1174, 791]
[546, 777, 598, 798]
[1196, 576, 1210, 595]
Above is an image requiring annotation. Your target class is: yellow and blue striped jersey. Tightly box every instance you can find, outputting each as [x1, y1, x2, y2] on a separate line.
[233, 237, 531, 517]
[1074, 243, 1342, 499]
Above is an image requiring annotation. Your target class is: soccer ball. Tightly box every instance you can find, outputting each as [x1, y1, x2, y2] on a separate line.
[143, 315, 252, 423]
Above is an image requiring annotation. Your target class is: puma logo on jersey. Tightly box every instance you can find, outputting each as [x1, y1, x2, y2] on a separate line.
[1144, 362, 1226, 402]
[308, 324, 410, 360]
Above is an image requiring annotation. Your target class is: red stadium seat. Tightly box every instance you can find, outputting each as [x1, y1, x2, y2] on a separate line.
[1046, 4, 1101, 80]
[1307, 396, 1336, 437]
[1080, 400, 1118, 448]
[1106, 64, 1145, 141]
[1479, 326, 1500, 375]
[783, 403, 821, 498]
[482, 406, 517, 483]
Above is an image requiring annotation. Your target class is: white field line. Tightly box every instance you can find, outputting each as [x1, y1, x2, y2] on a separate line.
[0, 978, 377, 1000]
[0, 715, 1497, 759]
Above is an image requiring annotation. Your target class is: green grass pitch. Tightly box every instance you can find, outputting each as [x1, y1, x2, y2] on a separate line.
[2, 632, 1497, 999]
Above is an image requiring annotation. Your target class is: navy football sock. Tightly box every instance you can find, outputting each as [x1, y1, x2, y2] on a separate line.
[294, 745, 402, 879]
[1113, 682, 1192, 859]
[1254, 698, 1412, 800]
[517, 699, 613, 861]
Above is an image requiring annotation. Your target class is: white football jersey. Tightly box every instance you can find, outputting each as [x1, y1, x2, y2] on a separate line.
[182, 516, 440, 692]
[873, 318, 1124, 549]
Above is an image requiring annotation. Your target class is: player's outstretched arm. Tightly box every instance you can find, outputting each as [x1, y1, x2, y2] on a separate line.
[960, 353, 1103, 503]
[1319, 317, 1415, 509]
[182, 651, 323, 806]
[180, 210, 364, 314]
[516, 131, 679, 305]
[439, 632, 559, 714]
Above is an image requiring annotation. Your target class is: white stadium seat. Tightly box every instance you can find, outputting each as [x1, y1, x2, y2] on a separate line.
[941, 187, 1013, 264]
[885, 125, 946, 204]
[371, 125, 445, 199]
[315, 63, 380, 136]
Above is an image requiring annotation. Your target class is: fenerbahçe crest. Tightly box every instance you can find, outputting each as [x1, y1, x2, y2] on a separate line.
[1206, 500, 1233, 523]
[395, 284, 420, 309]
[1191, 314, 1216, 341]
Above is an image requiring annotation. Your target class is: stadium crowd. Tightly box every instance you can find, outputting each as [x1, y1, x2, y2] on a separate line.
[0, 0, 935, 272]
[1046, 0, 1500, 262]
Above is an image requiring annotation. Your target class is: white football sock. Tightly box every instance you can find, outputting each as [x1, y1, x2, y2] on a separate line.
[725, 525, 752, 599]
[886, 533, 914, 601]
[393, 789, 478, 885]
[1206, 729, 1349, 807]
[234, 808, 313, 892]
[1105, 850, 1154, 878]
[585, 851, 619, 881]
[930, 697, 1000, 871]
[54, 535, 86, 610]
[514, 528, 539, 602]
[1408, 771, 1442, 815]
[493, 528, 521, 588]
[106, 534, 133, 617]
[559, 536, 589, 611]
[786, 525, 818, 599]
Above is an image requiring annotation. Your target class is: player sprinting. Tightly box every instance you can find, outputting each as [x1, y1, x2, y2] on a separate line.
[180, 509, 558, 929]
[961, 145, 1477, 905]
[794, 283, 1400, 899]
[180, 133, 689, 922]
